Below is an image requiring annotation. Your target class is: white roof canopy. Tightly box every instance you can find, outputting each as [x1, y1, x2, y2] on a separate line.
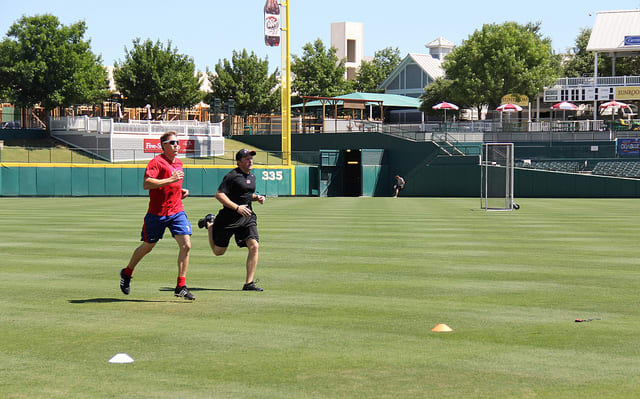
[587, 10, 640, 55]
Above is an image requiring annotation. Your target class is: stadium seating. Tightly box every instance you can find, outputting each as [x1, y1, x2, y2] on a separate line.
[592, 161, 640, 178]
[517, 160, 583, 173]
[517, 159, 640, 178]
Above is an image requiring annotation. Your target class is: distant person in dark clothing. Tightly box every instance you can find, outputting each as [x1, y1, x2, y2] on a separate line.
[393, 175, 406, 198]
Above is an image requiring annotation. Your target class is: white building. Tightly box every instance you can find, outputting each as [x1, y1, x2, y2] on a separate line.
[544, 9, 640, 109]
[425, 37, 455, 61]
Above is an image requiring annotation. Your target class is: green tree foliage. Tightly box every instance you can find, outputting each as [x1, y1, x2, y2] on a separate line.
[291, 39, 351, 98]
[0, 14, 108, 121]
[353, 47, 402, 93]
[609, 55, 640, 76]
[439, 22, 561, 114]
[114, 39, 201, 116]
[562, 28, 598, 77]
[207, 49, 279, 115]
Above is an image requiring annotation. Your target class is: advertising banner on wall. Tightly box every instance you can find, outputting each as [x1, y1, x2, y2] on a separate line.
[617, 138, 640, 156]
[615, 86, 640, 101]
[264, 0, 280, 46]
[501, 94, 529, 107]
[143, 138, 195, 153]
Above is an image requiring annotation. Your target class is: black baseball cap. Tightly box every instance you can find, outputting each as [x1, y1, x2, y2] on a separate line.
[236, 148, 256, 161]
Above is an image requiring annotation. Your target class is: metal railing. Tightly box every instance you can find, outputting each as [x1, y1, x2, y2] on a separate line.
[50, 116, 222, 136]
[553, 75, 640, 88]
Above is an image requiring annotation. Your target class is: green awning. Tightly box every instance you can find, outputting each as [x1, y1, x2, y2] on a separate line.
[293, 92, 420, 108]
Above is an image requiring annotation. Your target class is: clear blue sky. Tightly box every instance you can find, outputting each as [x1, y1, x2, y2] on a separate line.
[2, 1, 639, 73]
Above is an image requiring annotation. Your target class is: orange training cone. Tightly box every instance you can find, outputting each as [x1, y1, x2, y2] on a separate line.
[431, 323, 453, 332]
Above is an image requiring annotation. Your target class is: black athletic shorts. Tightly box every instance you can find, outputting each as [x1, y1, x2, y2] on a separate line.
[212, 211, 259, 248]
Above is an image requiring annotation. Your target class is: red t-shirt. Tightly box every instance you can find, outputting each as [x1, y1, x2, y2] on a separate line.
[144, 154, 184, 216]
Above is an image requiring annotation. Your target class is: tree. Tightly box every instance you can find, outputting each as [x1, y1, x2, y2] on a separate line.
[353, 47, 402, 93]
[0, 14, 108, 126]
[114, 39, 201, 117]
[207, 49, 279, 115]
[563, 28, 603, 77]
[440, 21, 561, 115]
[610, 54, 640, 76]
[291, 39, 351, 98]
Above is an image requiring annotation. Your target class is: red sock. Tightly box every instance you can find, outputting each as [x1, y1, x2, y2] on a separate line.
[177, 276, 186, 287]
[124, 267, 133, 277]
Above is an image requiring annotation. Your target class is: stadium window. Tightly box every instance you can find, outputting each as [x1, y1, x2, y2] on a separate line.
[347, 40, 356, 63]
[388, 75, 399, 90]
[405, 64, 422, 89]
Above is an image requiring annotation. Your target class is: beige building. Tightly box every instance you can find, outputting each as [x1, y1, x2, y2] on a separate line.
[331, 22, 365, 80]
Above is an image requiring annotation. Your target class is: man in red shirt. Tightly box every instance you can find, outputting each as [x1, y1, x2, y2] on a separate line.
[119, 131, 195, 300]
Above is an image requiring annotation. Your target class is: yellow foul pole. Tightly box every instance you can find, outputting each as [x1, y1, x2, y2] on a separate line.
[280, 0, 294, 194]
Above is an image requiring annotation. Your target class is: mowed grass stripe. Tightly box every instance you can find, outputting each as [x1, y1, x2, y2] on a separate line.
[2, 197, 640, 398]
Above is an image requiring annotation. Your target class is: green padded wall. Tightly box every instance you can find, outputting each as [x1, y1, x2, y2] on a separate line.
[0, 165, 317, 197]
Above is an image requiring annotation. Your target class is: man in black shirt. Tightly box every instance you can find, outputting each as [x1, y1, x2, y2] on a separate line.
[198, 149, 266, 291]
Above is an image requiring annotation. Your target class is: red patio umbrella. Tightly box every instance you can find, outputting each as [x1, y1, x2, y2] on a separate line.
[600, 100, 630, 121]
[496, 103, 523, 112]
[432, 101, 459, 121]
[551, 101, 578, 111]
[497, 103, 522, 124]
[599, 100, 629, 112]
[551, 101, 578, 120]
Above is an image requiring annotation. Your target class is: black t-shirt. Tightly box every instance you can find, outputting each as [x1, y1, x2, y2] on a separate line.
[217, 167, 256, 213]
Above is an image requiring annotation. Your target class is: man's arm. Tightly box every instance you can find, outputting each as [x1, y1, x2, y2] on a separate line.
[143, 170, 184, 190]
[216, 191, 262, 217]
[215, 191, 250, 217]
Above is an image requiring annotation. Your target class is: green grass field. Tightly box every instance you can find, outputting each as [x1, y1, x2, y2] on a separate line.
[2, 197, 640, 398]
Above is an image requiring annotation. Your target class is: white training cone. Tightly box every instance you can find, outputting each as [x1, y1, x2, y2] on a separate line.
[108, 353, 134, 363]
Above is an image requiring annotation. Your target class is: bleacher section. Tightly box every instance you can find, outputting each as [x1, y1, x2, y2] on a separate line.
[517, 160, 583, 173]
[517, 159, 640, 179]
[592, 161, 640, 178]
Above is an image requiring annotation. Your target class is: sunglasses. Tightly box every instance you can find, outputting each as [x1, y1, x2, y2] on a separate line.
[162, 140, 180, 145]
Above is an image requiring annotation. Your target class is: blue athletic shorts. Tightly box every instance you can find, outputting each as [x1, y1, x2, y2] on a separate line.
[141, 211, 192, 243]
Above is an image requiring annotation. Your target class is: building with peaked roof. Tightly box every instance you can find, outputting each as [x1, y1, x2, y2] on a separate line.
[378, 37, 454, 98]
[425, 37, 455, 61]
[378, 53, 446, 98]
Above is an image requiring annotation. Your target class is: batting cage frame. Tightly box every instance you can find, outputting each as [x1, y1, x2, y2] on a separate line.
[480, 143, 515, 211]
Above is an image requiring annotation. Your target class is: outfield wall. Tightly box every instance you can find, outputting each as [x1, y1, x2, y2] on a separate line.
[0, 129, 47, 140]
[407, 157, 640, 198]
[3, 132, 640, 197]
[236, 133, 640, 198]
[0, 164, 318, 197]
